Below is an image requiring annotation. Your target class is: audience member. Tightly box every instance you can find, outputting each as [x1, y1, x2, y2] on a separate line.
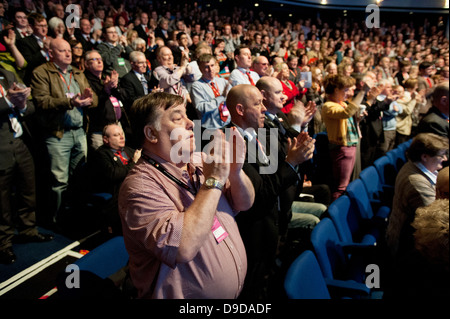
[0, 68, 53, 265]
[96, 24, 132, 78]
[417, 81, 449, 137]
[83, 50, 131, 151]
[16, 13, 50, 85]
[275, 62, 302, 114]
[252, 55, 270, 78]
[153, 45, 195, 102]
[89, 123, 140, 235]
[191, 54, 231, 130]
[385, 198, 449, 299]
[118, 92, 254, 298]
[395, 79, 420, 146]
[12, 9, 30, 40]
[257, 76, 326, 238]
[380, 84, 402, 154]
[120, 51, 154, 109]
[436, 166, 449, 200]
[386, 133, 448, 258]
[321, 74, 371, 201]
[226, 84, 314, 299]
[31, 38, 98, 227]
[229, 46, 260, 87]
[74, 18, 96, 52]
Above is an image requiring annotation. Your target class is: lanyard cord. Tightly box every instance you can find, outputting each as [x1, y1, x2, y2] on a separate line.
[141, 153, 198, 195]
[58, 72, 73, 92]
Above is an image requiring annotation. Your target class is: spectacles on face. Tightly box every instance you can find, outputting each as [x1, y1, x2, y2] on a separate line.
[35, 24, 48, 28]
[72, 46, 83, 50]
[134, 61, 147, 65]
[87, 57, 103, 62]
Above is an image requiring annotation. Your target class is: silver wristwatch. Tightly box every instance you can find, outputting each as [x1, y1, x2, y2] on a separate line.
[204, 177, 224, 190]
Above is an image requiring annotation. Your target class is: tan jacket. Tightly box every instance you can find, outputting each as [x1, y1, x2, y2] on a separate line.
[31, 62, 98, 138]
[396, 93, 417, 136]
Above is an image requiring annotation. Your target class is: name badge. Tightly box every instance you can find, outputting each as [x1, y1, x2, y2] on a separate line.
[211, 216, 228, 243]
[66, 92, 75, 99]
[117, 58, 125, 66]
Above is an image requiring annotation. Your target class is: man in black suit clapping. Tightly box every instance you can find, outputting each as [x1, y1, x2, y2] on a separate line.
[0, 68, 53, 264]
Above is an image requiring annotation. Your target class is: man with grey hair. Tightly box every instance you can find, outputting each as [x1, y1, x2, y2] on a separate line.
[120, 51, 153, 110]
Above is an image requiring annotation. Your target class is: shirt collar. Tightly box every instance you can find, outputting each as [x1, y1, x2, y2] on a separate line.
[53, 62, 73, 74]
[415, 162, 438, 185]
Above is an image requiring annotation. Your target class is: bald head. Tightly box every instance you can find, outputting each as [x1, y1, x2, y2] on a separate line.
[256, 76, 286, 114]
[49, 38, 72, 70]
[227, 84, 266, 130]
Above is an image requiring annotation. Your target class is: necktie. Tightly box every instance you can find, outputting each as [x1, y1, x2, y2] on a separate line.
[141, 74, 148, 94]
[115, 150, 129, 165]
[86, 36, 90, 42]
[426, 77, 432, 88]
[210, 81, 220, 97]
[246, 71, 255, 86]
[218, 102, 229, 123]
[273, 116, 286, 135]
[0, 84, 23, 138]
[255, 136, 269, 165]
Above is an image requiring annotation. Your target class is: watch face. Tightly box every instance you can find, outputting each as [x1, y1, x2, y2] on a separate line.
[205, 178, 222, 189]
[206, 179, 213, 187]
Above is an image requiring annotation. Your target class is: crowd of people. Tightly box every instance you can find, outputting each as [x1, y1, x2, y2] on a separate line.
[0, 0, 448, 300]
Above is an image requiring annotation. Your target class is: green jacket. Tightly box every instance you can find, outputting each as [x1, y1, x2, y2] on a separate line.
[31, 62, 98, 138]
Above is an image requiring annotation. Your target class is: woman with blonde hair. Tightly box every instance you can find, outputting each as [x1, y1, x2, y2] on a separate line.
[275, 62, 302, 114]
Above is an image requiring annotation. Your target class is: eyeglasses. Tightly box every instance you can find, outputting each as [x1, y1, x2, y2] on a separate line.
[87, 58, 103, 62]
[35, 24, 48, 28]
[134, 61, 147, 65]
[72, 46, 83, 50]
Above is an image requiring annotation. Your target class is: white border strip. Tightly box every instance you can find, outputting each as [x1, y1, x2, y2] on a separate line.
[0, 241, 80, 296]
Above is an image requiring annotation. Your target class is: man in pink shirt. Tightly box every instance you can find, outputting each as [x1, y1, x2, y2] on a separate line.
[118, 92, 254, 299]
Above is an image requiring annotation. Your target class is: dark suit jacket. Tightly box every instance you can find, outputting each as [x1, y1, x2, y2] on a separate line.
[16, 35, 48, 85]
[154, 27, 169, 44]
[417, 106, 449, 137]
[74, 30, 95, 52]
[88, 144, 136, 197]
[230, 123, 300, 298]
[84, 70, 131, 135]
[119, 70, 151, 110]
[263, 111, 306, 235]
[0, 68, 35, 169]
[135, 24, 150, 45]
